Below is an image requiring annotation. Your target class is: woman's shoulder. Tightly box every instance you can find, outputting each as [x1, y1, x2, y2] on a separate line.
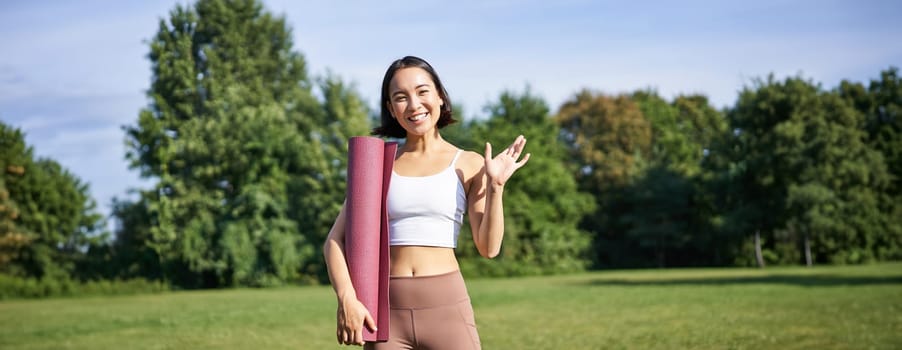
[456, 149, 484, 176]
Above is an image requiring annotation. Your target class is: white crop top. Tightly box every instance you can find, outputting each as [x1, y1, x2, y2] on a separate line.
[387, 150, 467, 248]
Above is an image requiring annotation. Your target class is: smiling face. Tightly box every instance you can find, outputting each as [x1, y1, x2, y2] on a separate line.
[387, 67, 445, 137]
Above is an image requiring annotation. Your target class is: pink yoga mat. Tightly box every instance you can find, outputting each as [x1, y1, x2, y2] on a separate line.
[346, 136, 396, 342]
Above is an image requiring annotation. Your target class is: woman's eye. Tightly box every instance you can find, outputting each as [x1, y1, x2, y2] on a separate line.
[418, 90, 429, 96]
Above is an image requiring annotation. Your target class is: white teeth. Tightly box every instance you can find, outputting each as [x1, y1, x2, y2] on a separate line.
[409, 113, 427, 121]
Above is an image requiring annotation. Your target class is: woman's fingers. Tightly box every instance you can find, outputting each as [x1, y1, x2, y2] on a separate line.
[349, 317, 362, 345]
[364, 311, 377, 332]
[340, 323, 352, 345]
[517, 153, 531, 168]
[352, 327, 362, 345]
[507, 135, 526, 158]
[341, 324, 360, 345]
[340, 328, 349, 344]
[338, 305, 363, 345]
[506, 136, 520, 156]
[356, 308, 376, 345]
[337, 309, 346, 344]
[486, 135, 528, 160]
[336, 301, 374, 346]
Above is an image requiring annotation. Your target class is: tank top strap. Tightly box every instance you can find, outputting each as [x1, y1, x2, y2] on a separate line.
[449, 149, 463, 168]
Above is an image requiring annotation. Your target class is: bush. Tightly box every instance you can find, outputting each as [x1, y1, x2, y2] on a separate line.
[0, 274, 169, 300]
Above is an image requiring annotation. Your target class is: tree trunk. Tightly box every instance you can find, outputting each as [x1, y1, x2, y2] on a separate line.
[804, 234, 812, 267]
[754, 230, 765, 268]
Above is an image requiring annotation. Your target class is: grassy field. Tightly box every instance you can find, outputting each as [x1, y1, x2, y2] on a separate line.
[1, 263, 900, 349]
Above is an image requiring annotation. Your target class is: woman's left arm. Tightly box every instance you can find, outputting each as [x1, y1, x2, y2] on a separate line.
[467, 135, 530, 258]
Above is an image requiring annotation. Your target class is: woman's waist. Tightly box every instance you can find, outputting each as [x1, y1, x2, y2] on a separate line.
[389, 245, 459, 277]
[388, 269, 470, 309]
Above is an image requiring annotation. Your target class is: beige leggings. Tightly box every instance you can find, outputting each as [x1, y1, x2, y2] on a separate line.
[366, 270, 481, 350]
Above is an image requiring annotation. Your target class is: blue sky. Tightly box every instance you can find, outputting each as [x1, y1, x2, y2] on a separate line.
[1, 0, 900, 224]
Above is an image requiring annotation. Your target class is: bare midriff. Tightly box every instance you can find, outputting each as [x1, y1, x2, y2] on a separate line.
[389, 246, 459, 277]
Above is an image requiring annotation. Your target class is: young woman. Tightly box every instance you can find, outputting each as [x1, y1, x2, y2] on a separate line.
[323, 56, 530, 349]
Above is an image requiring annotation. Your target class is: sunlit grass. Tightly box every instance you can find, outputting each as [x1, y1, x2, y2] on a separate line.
[2, 263, 899, 349]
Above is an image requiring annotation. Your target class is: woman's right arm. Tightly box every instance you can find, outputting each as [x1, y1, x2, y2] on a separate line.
[323, 200, 376, 346]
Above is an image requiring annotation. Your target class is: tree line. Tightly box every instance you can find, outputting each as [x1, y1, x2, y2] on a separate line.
[1, 0, 899, 293]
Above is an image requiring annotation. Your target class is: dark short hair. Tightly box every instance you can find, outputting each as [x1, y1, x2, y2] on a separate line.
[372, 56, 456, 138]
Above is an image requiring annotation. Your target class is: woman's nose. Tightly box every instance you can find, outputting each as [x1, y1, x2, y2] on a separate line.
[406, 95, 422, 111]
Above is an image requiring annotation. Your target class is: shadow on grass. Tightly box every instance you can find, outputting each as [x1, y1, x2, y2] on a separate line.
[581, 275, 902, 287]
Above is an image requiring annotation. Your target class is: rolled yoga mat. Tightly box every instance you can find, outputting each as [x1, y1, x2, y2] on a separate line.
[346, 136, 396, 342]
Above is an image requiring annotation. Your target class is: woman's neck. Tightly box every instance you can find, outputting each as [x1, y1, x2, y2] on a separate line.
[403, 130, 447, 153]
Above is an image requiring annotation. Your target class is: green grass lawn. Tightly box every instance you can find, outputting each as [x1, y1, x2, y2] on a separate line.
[2, 263, 900, 349]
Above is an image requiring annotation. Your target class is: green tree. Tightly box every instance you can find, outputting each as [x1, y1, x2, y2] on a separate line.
[556, 90, 652, 266]
[557, 90, 652, 191]
[726, 76, 889, 266]
[579, 91, 730, 267]
[105, 196, 162, 280]
[456, 89, 595, 276]
[121, 0, 338, 287]
[619, 165, 693, 267]
[0, 123, 32, 274]
[672, 95, 730, 156]
[673, 95, 733, 265]
[287, 74, 371, 281]
[632, 90, 699, 175]
[620, 91, 711, 267]
[0, 121, 105, 279]
[838, 67, 902, 260]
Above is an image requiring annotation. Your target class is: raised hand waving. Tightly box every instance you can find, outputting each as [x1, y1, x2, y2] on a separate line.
[484, 135, 531, 187]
